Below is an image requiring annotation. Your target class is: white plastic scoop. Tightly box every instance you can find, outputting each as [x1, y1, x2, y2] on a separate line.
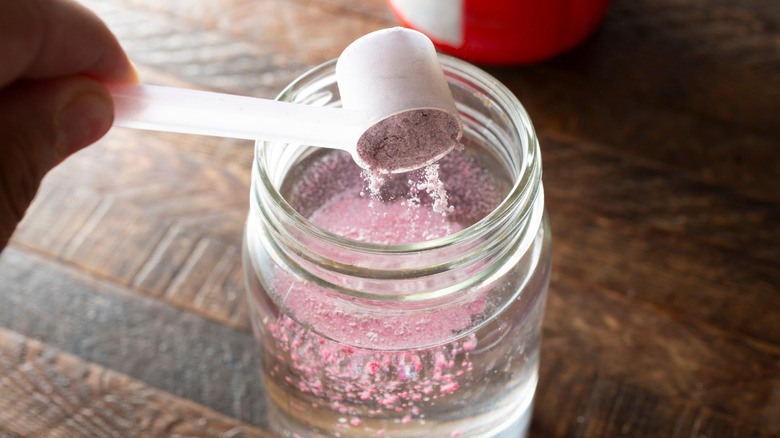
[109, 27, 461, 173]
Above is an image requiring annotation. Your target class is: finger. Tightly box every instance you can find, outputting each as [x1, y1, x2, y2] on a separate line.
[0, 75, 113, 248]
[0, 0, 137, 88]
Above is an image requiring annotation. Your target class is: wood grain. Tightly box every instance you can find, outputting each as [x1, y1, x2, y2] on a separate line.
[540, 135, 780, 346]
[0, 247, 266, 428]
[544, 273, 780, 433]
[0, 326, 269, 438]
[2, 0, 778, 436]
[533, 363, 777, 438]
[2, 246, 775, 437]
[83, 0, 389, 96]
[547, 0, 780, 133]
[164, 236, 247, 330]
[491, 68, 780, 202]
[549, 209, 780, 346]
[541, 133, 779, 262]
[12, 127, 252, 329]
[82, 0, 310, 98]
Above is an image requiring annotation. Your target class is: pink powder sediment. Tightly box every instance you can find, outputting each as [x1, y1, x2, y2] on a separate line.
[260, 145, 509, 426]
[272, 187, 486, 350]
[262, 191, 485, 424]
[276, 273, 486, 350]
[269, 311, 478, 417]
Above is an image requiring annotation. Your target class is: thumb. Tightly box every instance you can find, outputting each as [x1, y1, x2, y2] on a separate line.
[0, 75, 113, 249]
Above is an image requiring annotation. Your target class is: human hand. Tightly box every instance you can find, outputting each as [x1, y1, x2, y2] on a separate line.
[0, 0, 137, 250]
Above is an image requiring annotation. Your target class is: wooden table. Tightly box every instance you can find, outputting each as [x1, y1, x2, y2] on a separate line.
[1, 0, 778, 436]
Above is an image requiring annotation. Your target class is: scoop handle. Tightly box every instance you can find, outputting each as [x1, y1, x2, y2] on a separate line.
[107, 84, 368, 149]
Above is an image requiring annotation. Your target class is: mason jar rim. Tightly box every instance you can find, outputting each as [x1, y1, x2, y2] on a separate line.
[253, 54, 541, 256]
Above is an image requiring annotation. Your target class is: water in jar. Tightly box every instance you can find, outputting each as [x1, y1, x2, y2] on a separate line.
[244, 145, 550, 437]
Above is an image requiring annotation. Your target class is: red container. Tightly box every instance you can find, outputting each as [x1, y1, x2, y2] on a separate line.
[388, 0, 612, 65]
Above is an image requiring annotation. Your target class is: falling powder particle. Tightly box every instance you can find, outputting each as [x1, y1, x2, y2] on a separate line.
[363, 170, 386, 201]
[417, 164, 454, 215]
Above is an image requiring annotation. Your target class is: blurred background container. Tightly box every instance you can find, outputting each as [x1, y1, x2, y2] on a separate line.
[388, 0, 612, 65]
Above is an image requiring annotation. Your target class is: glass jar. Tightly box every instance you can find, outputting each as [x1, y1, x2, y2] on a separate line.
[243, 54, 551, 437]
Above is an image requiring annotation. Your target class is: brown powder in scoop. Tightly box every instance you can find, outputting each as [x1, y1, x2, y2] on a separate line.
[356, 109, 461, 173]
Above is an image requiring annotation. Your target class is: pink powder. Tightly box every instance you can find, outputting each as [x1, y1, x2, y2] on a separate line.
[356, 109, 461, 173]
[263, 191, 485, 421]
[260, 145, 509, 426]
[278, 180, 493, 351]
[417, 164, 453, 215]
[268, 311, 478, 416]
[284, 149, 507, 229]
[310, 185, 457, 245]
[276, 275, 486, 350]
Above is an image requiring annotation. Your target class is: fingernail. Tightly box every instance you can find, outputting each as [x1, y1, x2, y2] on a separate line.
[57, 92, 113, 157]
[128, 61, 141, 83]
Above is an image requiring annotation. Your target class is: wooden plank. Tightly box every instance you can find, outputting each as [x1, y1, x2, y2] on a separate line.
[2, 244, 778, 434]
[115, 0, 392, 64]
[542, 133, 780, 263]
[532, 358, 594, 437]
[12, 126, 253, 328]
[531, 354, 778, 438]
[81, 0, 311, 97]
[0, 327, 269, 437]
[10, 183, 103, 256]
[62, 196, 172, 284]
[165, 237, 249, 331]
[539, 133, 780, 346]
[547, 202, 780, 346]
[491, 68, 780, 202]
[80, 0, 388, 97]
[304, 0, 395, 22]
[0, 247, 267, 428]
[543, 273, 780, 433]
[2, 247, 774, 437]
[548, 0, 780, 133]
[132, 224, 201, 298]
[600, 383, 662, 437]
